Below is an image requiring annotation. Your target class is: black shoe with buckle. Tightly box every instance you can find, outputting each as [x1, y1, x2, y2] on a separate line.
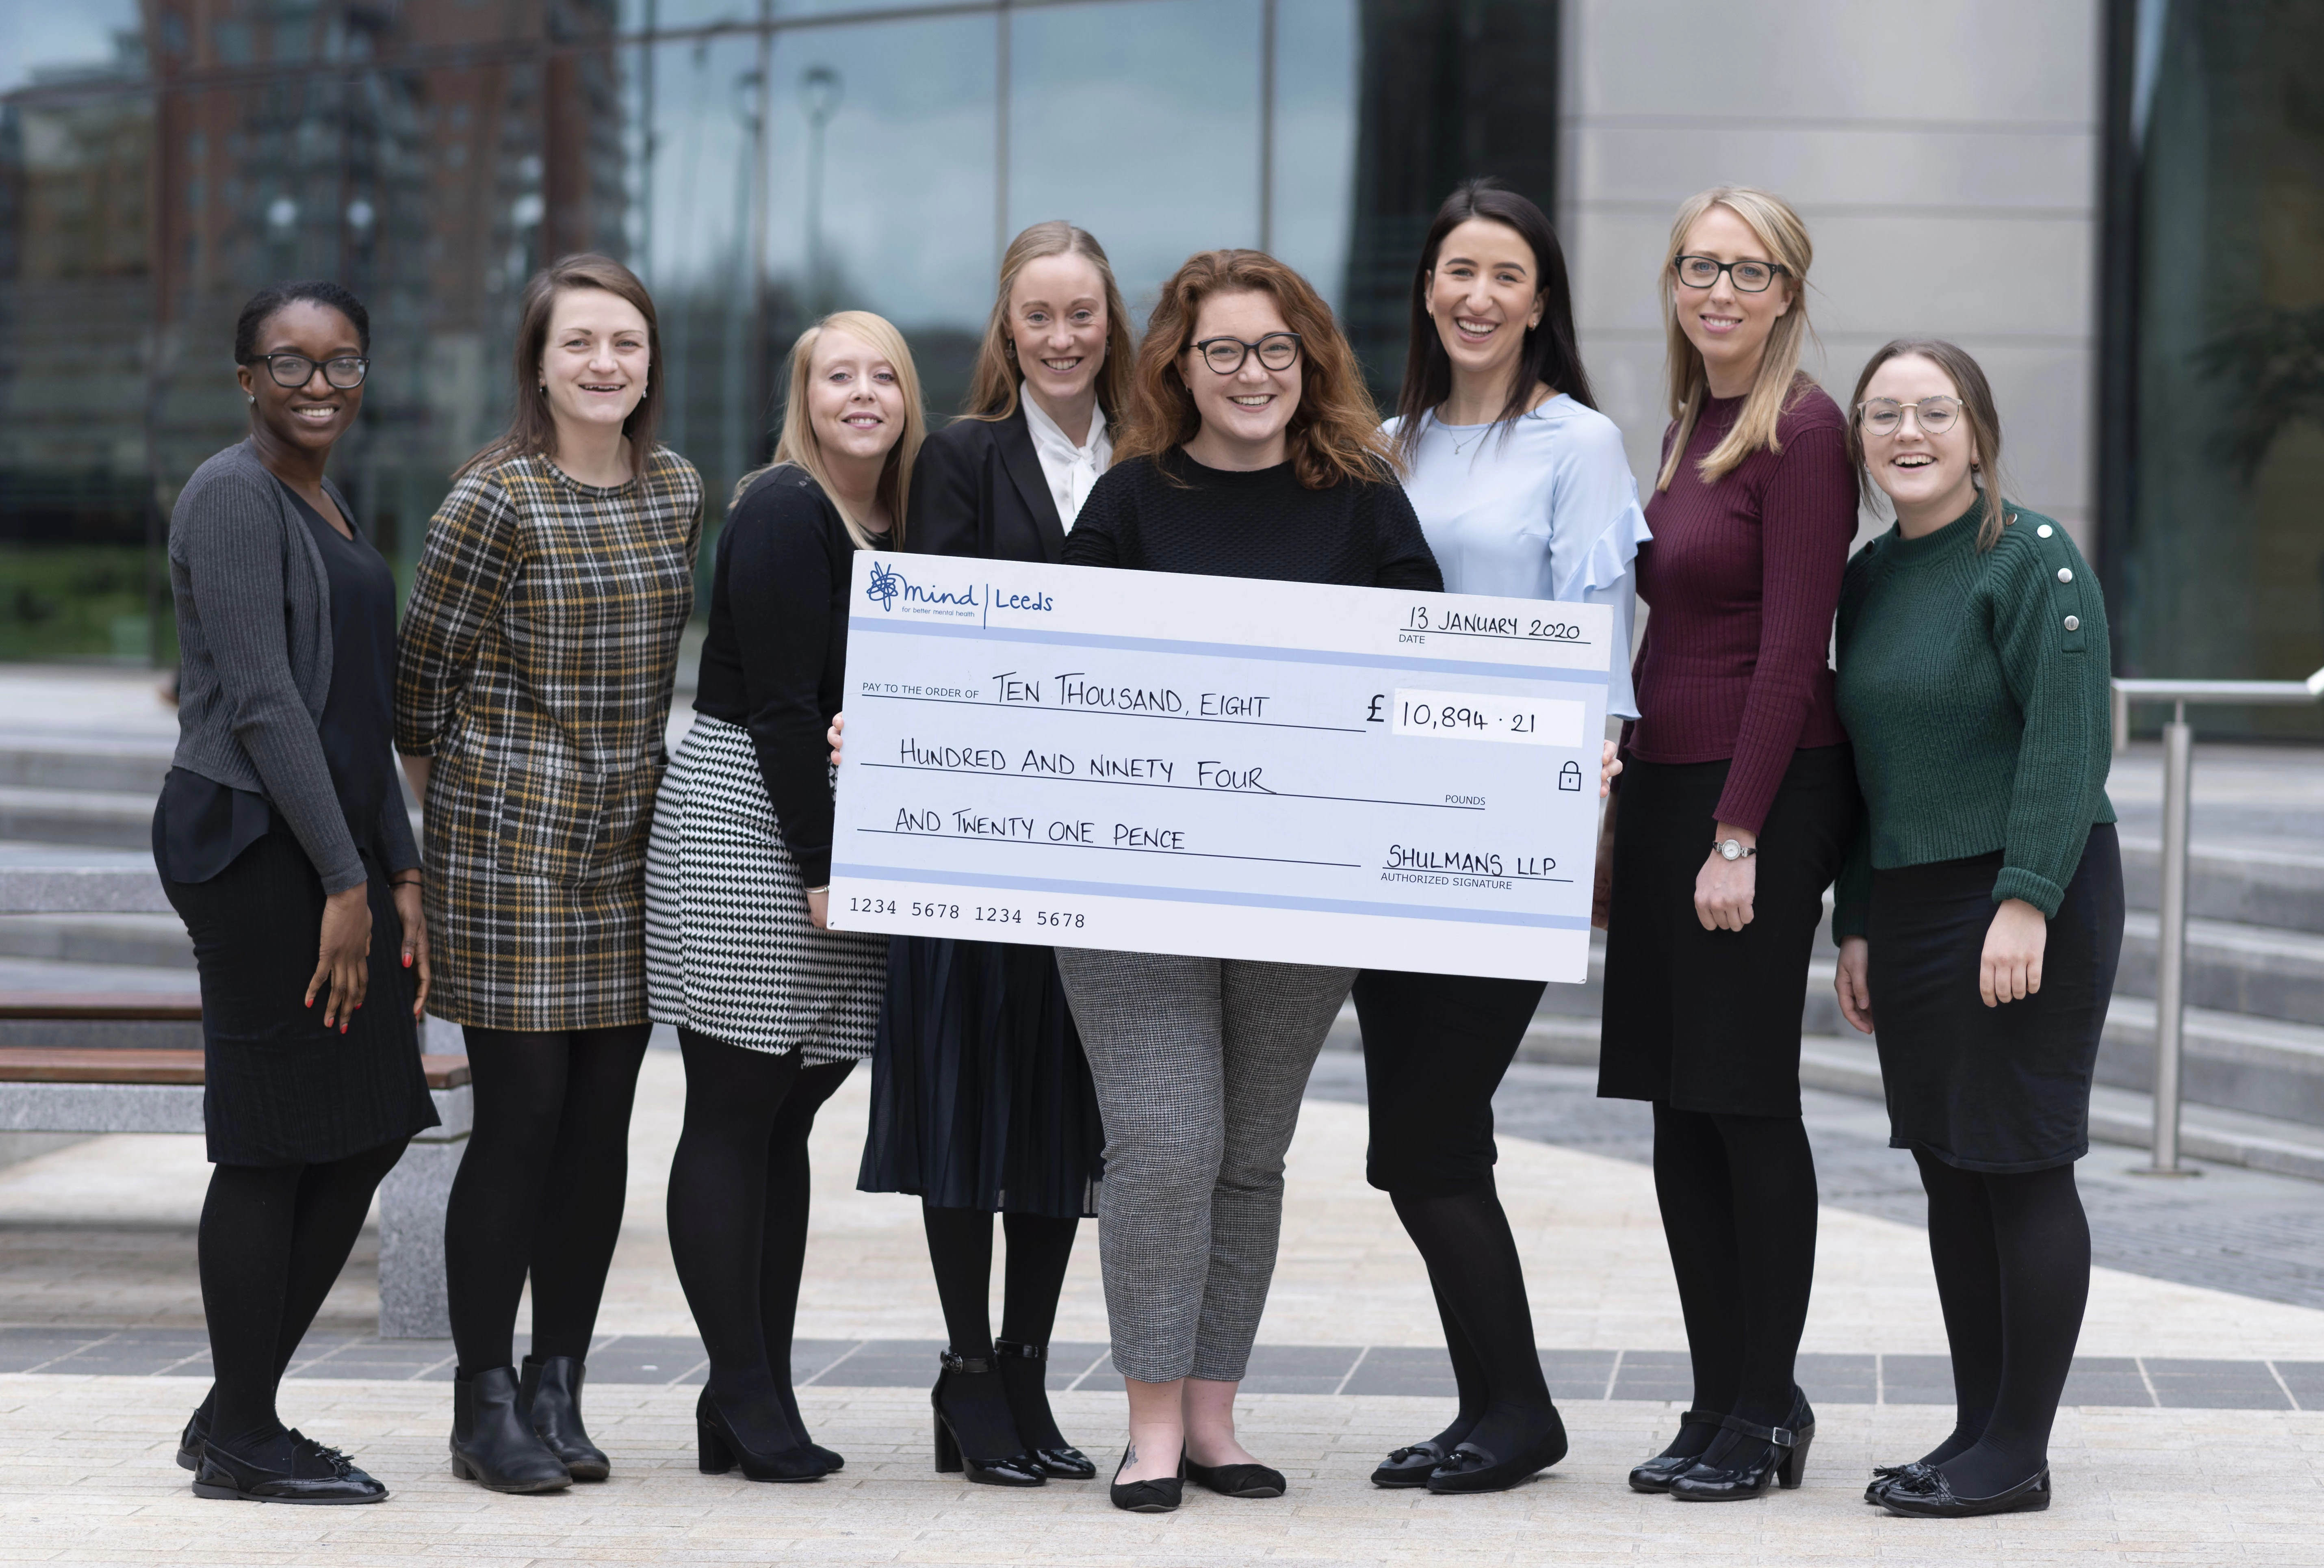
[1667, 1391, 1815, 1501]
[992, 1340, 1093, 1480]
[1627, 1409, 1721, 1493]
[931, 1350, 1044, 1487]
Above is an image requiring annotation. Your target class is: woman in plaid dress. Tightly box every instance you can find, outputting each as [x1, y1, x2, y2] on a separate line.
[395, 254, 701, 1493]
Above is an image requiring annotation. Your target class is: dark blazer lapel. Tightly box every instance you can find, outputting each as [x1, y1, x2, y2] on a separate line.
[993, 404, 1068, 562]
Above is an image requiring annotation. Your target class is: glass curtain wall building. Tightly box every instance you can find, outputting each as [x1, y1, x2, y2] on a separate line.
[0, 0, 1558, 664]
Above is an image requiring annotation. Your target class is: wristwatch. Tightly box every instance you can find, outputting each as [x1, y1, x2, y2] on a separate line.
[1714, 838, 1756, 862]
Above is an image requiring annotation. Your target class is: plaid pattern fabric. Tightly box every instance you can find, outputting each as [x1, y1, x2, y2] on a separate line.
[395, 448, 703, 1030]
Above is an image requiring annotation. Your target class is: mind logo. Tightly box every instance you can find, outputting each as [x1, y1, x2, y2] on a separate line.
[865, 560, 904, 611]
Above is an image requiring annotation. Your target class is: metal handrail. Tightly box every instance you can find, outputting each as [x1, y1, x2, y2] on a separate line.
[2111, 666, 2324, 1174]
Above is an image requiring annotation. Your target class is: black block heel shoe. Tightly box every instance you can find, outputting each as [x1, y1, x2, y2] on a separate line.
[1881, 1466, 2051, 1518]
[193, 1430, 388, 1504]
[1626, 1409, 1721, 1493]
[696, 1388, 829, 1482]
[1185, 1457, 1286, 1498]
[1426, 1410, 1570, 1494]
[1110, 1449, 1185, 1513]
[450, 1367, 572, 1493]
[1370, 1439, 1450, 1488]
[1666, 1396, 1815, 1501]
[520, 1355, 610, 1481]
[993, 1339, 1095, 1479]
[931, 1351, 1044, 1487]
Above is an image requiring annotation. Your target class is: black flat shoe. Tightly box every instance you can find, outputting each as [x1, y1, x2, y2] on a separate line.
[696, 1388, 830, 1482]
[193, 1430, 387, 1504]
[1426, 1412, 1570, 1494]
[1626, 1409, 1721, 1493]
[1110, 1449, 1185, 1513]
[1881, 1466, 2051, 1518]
[1371, 1439, 1450, 1488]
[932, 1351, 1044, 1487]
[993, 1341, 1093, 1479]
[1865, 1460, 1935, 1504]
[520, 1355, 609, 1481]
[1185, 1457, 1286, 1498]
[450, 1367, 572, 1493]
[177, 1408, 207, 1472]
[1667, 1394, 1815, 1501]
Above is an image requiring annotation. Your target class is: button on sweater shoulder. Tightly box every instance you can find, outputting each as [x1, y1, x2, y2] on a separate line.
[1830, 501, 2116, 935]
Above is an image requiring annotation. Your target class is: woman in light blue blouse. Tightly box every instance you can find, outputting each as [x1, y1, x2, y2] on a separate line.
[1358, 179, 1646, 1496]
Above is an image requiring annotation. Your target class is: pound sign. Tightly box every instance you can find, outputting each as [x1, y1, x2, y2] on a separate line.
[1366, 694, 1387, 723]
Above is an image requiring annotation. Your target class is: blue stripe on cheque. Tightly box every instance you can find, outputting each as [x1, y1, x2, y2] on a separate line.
[845, 616, 1611, 686]
[829, 863, 1595, 931]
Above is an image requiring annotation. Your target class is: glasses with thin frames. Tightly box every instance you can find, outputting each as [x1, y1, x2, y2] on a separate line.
[252, 352, 369, 390]
[1858, 396, 1963, 436]
[1191, 332, 1301, 375]
[1672, 255, 1787, 294]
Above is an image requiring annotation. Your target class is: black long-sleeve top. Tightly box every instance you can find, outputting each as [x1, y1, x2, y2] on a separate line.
[1062, 452, 1443, 590]
[692, 466, 872, 885]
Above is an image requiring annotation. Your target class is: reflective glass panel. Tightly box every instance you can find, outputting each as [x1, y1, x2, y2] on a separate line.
[1268, 0, 1358, 312]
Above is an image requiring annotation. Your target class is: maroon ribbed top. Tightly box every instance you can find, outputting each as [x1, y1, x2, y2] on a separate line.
[1628, 382, 1858, 833]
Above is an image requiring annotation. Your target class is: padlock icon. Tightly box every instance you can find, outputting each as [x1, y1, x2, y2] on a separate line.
[1557, 760, 1583, 792]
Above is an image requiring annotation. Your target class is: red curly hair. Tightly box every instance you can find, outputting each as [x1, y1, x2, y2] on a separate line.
[1114, 249, 1397, 490]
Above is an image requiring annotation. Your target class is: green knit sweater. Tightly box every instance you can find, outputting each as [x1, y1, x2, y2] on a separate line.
[1832, 500, 2114, 938]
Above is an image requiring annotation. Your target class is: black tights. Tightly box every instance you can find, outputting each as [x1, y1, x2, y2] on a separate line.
[664, 1027, 855, 1455]
[445, 1024, 651, 1374]
[1911, 1151, 2089, 1495]
[1392, 1180, 1554, 1460]
[1651, 1102, 1819, 1460]
[198, 1138, 410, 1455]
[921, 1202, 1080, 1455]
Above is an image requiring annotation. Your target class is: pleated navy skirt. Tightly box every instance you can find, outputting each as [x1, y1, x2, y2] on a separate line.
[1869, 824, 2124, 1173]
[856, 936, 1104, 1218]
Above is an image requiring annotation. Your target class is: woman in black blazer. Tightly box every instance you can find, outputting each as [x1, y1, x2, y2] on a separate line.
[854, 220, 1132, 1482]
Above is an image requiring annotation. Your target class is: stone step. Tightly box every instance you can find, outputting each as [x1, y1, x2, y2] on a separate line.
[0, 786, 159, 850]
[2119, 836, 2324, 933]
[2117, 910, 2324, 1028]
[2096, 996, 2324, 1127]
[0, 914, 193, 970]
[0, 741, 172, 797]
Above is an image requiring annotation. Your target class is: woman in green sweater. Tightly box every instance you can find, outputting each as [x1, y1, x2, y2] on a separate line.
[1829, 339, 2122, 1520]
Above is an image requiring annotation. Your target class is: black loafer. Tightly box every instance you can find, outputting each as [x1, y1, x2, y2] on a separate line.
[1185, 1458, 1286, 1498]
[1865, 1460, 1934, 1504]
[192, 1431, 388, 1505]
[1371, 1440, 1449, 1488]
[176, 1409, 207, 1472]
[1882, 1466, 2050, 1518]
[1425, 1415, 1570, 1495]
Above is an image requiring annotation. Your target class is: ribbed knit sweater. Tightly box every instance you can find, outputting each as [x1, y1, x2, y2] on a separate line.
[1629, 383, 1858, 833]
[1831, 501, 2115, 936]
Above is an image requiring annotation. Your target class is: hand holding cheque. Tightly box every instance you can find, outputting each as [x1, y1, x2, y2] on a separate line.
[826, 553, 1618, 981]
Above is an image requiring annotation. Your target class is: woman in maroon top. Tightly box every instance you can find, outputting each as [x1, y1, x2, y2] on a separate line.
[1597, 186, 1860, 1501]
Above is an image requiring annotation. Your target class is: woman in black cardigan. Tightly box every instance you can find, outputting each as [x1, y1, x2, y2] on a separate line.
[854, 222, 1131, 1484]
[644, 311, 924, 1481]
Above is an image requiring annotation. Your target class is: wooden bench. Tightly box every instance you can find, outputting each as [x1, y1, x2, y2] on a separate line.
[0, 994, 471, 1339]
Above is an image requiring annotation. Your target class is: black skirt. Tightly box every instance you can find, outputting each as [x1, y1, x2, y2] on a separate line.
[856, 936, 1104, 1218]
[1869, 824, 2124, 1173]
[1598, 745, 1857, 1118]
[156, 806, 440, 1167]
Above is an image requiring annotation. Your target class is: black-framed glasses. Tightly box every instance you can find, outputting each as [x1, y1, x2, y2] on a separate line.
[250, 352, 369, 390]
[1191, 332, 1301, 375]
[1672, 255, 1788, 294]
[1858, 396, 1963, 435]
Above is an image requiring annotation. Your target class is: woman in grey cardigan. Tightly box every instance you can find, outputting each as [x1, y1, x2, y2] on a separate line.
[159, 281, 439, 1505]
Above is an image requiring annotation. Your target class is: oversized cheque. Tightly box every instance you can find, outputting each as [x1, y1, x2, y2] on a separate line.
[828, 552, 1613, 981]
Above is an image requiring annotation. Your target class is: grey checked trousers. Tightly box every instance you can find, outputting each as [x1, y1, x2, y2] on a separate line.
[1053, 949, 1356, 1385]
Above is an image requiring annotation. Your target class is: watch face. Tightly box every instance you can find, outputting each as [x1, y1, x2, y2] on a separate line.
[1721, 840, 1740, 860]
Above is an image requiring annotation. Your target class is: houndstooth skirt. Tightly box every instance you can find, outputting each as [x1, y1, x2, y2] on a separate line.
[645, 715, 885, 1060]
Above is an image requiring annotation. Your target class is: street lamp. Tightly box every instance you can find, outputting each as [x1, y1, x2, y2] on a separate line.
[801, 65, 843, 311]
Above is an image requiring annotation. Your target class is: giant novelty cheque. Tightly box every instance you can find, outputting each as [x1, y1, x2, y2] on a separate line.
[828, 552, 1613, 982]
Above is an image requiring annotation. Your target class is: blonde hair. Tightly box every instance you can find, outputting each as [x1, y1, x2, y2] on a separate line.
[1654, 186, 1819, 492]
[735, 310, 926, 549]
[1846, 338, 2016, 550]
[964, 221, 1135, 427]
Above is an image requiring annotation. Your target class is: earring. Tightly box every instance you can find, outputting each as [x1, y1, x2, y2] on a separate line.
[247, 394, 256, 404]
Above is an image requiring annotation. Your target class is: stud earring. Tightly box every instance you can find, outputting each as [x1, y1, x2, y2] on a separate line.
[247, 394, 256, 404]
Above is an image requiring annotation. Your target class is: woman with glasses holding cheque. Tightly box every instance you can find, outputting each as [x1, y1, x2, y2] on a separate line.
[1057, 250, 1440, 1513]
[1356, 179, 1643, 1495]
[647, 312, 925, 1482]
[852, 222, 1129, 1487]
[1832, 342, 2120, 1520]
[1596, 187, 1859, 1503]
[161, 282, 437, 1504]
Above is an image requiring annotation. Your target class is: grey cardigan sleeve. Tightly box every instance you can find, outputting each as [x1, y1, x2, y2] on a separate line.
[175, 467, 368, 894]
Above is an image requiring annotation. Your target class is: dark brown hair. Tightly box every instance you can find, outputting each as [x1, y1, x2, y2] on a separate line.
[1393, 179, 1594, 464]
[963, 221, 1134, 429]
[456, 253, 664, 480]
[1114, 249, 1395, 490]
[1845, 337, 2014, 549]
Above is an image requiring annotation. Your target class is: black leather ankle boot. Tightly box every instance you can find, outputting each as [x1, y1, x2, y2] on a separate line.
[450, 1367, 572, 1493]
[520, 1355, 610, 1481]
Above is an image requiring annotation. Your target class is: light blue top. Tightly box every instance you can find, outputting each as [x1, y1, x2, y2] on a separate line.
[1385, 396, 1652, 719]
